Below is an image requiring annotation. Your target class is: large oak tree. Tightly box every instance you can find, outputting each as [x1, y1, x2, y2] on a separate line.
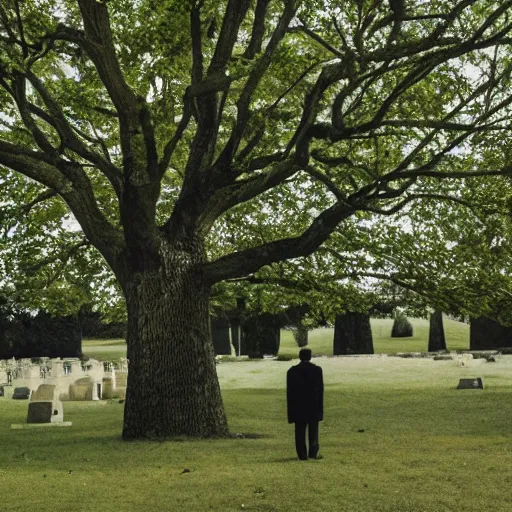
[2, 0, 512, 439]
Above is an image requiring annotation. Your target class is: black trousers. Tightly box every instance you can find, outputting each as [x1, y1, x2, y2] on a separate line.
[294, 421, 319, 460]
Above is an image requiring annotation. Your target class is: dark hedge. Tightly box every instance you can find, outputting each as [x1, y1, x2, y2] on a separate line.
[391, 313, 414, 338]
[0, 310, 81, 359]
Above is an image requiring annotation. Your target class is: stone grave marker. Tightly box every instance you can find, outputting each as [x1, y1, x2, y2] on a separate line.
[26, 384, 65, 424]
[457, 378, 484, 390]
[11, 383, 72, 429]
[31, 383, 56, 401]
[12, 387, 31, 399]
[27, 402, 54, 423]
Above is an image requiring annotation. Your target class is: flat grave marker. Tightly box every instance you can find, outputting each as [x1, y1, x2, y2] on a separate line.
[457, 378, 484, 390]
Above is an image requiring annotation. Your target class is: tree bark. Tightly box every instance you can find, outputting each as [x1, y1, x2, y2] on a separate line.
[211, 316, 232, 355]
[333, 312, 374, 355]
[121, 240, 229, 439]
[428, 309, 446, 352]
[241, 313, 280, 357]
[470, 316, 512, 350]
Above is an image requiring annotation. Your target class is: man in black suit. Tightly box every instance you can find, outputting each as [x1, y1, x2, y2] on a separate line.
[287, 348, 324, 460]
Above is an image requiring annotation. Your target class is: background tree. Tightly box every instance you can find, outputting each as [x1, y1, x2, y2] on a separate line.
[333, 311, 374, 355]
[428, 309, 446, 352]
[2, 0, 512, 439]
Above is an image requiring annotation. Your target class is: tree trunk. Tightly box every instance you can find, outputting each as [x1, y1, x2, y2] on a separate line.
[230, 317, 241, 356]
[210, 316, 232, 355]
[470, 316, 512, 350]
[428, 309, 446, 352]
[121, 241, 229, 439]
[292, 322, 309, 347]
[333, 312, 374, 355]
[241, 313, 280, 357]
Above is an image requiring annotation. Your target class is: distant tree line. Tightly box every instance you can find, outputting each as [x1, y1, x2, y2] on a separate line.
[0, 305, 81, 360]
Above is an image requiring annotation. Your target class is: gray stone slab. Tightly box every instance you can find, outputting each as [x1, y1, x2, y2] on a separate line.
[457, 378, 484, 389]
[27, 402, 53, 423]
[12, 387, 30, 399]
[11, 422, 72, 429]
[31, 384, 56, 401]
[434, 355, 454, 361]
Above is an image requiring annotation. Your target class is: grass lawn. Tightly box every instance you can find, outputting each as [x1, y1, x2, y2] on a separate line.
[278, 317, 469, 359]
[2, 352, 511, 512]
[82, 318, 470, 362]
[82, 338, 127, 361]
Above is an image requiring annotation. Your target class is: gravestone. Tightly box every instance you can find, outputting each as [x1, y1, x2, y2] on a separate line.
[0, 386, 4, 397]
[12, 387, 30, 399]
[27, 402, 54, 423]
[457, 378, 484, 390]
[27, 383, 64, 424]
[67, 377, 93, 400]
[31, 383, 56, 401]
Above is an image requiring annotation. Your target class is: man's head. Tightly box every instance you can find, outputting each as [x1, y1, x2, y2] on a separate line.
[299, 348, 312, 362]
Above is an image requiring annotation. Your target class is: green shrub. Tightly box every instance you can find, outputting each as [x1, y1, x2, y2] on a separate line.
[391, 313, 414, 338]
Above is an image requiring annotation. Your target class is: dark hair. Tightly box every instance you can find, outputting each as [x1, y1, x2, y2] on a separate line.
[299, 348, 312, 361]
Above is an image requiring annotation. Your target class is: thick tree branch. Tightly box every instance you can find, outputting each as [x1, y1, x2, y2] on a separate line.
[357, 192, 481, 217]
[244, 152, 286, 172]
[21, 190, 58, 215]
[225, 273, 324, 293]
[303, 166, 345, 201]
[157, 99, 192, 178]
[0, 140, 56, 167]
[13, 0, 28, 59]
[168, 1, 298, 238]
[244, 0, 270, 60]
[10, 76, 60, 157]
[25, 71, 123, 195]
[191, 3, 204, 85]
[0, 146, 124, 270]
[214, 1, 298, 169]
[289, 24, 344, 58]
[208, 0, 251, 76]
[76, 0, 138, 116]
[196, 160, 301, 234]
[0, 146, 69, 191]
[204, 201, 356, 283]
[380, 119, 512, 131]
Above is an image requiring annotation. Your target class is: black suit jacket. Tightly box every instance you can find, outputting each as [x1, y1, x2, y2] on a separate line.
[287, 361, 324, 424]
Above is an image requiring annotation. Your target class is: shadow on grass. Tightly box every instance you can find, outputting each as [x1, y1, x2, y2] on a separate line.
[116, 431, 270, 443]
